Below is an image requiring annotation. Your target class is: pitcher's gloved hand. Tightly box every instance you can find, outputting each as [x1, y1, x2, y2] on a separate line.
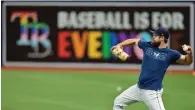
[111, 46, 129, 61]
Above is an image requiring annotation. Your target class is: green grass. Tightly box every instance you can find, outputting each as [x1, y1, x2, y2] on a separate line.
[2, 70, 195, 110]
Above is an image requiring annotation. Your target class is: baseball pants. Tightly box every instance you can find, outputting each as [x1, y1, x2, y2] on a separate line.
[113, 84, 165, 110]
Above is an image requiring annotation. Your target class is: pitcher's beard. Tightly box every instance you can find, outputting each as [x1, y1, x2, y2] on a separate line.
[151, 42, 161, 47]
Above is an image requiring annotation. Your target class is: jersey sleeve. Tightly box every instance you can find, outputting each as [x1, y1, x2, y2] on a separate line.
[171, 50, 181, 62]
[138, 40, 147, 50]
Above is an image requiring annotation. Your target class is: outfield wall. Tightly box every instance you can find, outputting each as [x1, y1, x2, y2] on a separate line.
[2, 1, 195, 71]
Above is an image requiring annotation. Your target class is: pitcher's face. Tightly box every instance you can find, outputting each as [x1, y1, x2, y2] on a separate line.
[151, 35, 163, 47]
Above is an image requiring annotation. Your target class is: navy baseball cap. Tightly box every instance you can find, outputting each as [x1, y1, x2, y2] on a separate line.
[150, 27, 170, 39]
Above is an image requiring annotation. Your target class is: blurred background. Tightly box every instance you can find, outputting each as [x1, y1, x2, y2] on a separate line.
[1, 1, 195, 110]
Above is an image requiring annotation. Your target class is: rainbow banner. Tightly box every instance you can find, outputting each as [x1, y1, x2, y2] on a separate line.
[3, 2, 194, 70]
[57, 31, 151, 61]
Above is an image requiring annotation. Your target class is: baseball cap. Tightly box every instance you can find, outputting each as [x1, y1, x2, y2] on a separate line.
[150, 27, 170, 39]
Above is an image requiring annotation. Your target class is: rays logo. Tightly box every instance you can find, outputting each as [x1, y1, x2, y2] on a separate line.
[10, 11, 52, 58]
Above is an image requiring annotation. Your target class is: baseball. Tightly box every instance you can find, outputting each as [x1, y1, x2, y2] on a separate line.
[182, 45, 189, 51]
[116, 86, 122, 92]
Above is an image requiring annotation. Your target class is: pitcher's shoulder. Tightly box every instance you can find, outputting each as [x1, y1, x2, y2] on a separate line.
[145, 41, 152, 46]
[167, 48, 180, 54]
